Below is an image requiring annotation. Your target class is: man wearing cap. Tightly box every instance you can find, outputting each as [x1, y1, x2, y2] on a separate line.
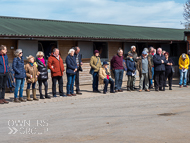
[111, 48, 124, 92]
[99, 61, 115, 94]
[179, 53, 189, 88]
[153, 48, 166, 91]
[90, 50, 102, 92]
[137, 51, 152, 92]
[187, 50, 190, 85]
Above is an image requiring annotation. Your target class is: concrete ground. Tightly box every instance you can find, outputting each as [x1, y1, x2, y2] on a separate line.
[0, 79, 190, 143]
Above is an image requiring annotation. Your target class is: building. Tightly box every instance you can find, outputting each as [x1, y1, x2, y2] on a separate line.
[0, 16, 188, 85]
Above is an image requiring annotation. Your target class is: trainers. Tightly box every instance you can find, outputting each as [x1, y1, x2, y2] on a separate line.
[184, 85, 188, 87]
[179, 85, 182, 88]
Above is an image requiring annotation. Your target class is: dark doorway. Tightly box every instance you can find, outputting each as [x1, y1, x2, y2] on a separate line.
[136, 43, 147, 56]
[93, 42, 108, 59]
[38, 41, 57, 60]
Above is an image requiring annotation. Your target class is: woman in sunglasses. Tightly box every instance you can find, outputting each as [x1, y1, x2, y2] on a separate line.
[12, 49, 26, 103]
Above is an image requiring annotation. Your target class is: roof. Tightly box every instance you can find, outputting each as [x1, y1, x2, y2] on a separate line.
[0, 16, 186, 41]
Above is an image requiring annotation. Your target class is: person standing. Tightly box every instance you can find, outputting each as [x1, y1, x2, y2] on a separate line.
[137, 51, 152, 92]
[187, 50, 190, 85]
[153, 48, 166, 91]
[36, 51, 51, 99]
[74, 46, 83, 95]
[164, 52, 175, 90]
[90, 50, 102, 93]
[66, 49, 77, 96]
[128, 46, 140, 89]
[12, 49, 26, 103]
[25, 55, 40, 101]
[48, 48, 65, 97]
[0, 45, 9, 104]
[99, 62, 115, 94]
[148, 47, 155, 88]
[179, 53, 189, 88]
[126, 53, 136, 91]
[111, 48, 124, 92]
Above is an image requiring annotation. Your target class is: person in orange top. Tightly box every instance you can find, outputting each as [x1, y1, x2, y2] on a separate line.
[48, 48, 65, 97]
[178, 53, 189, 88]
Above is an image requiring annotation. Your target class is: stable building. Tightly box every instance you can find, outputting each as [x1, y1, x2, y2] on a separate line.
[0, 16, 188, 85]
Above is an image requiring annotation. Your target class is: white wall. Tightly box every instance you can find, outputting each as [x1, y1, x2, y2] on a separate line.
[18, 40, 38, 59]
[78, 42, 93, 59]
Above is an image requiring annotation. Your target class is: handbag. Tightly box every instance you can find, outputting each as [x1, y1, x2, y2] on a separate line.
[172, 66, 175, 73]
[89, 58, 99, 75]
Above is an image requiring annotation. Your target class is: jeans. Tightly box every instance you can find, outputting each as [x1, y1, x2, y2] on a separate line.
[27, 82, 36, 89]
[0, 73, 8, 99]
[179, 69, 188, 86]
[150, 67, 154, 86]
[114, 69, 124, 90]
[67, 74, 76, 94]
[38, 80, 48, 96]
[139, 73, 149, 90]
[52, 76, 64, 96]
[103, 78, 114, 93]
[93, 72, 99, 91]
[14, 78, 25, 98]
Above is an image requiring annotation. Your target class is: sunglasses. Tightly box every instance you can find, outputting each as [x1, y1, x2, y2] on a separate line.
[19, 52, 23, 54]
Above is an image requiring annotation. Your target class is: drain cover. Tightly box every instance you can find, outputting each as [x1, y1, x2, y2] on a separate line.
[158, 113, 176, 116]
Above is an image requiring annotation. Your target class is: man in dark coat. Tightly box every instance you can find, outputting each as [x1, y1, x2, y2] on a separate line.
[153, 48, 167, 91]
[74, 46, 83, 95]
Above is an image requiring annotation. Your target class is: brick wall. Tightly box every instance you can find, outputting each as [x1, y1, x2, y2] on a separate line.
[0, 39, 17, 63]
[108, 42, 123, 61]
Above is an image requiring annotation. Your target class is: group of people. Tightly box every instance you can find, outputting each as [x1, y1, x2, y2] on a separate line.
[90, 46, 190, 94]
[0, 44, 189, 104]
[0, 45, 83, 104]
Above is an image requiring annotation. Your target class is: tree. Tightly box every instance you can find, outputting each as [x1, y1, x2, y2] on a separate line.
[183, 0, 190, 29]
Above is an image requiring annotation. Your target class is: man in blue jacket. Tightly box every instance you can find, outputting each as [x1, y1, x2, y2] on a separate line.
[74, 46, 83, 95]
[153, 48, 166, 91]
[0, 45, 9, 104]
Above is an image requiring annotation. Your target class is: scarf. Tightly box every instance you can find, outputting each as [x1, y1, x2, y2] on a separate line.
[29, 62, 33, 66]
[38, 58, 46, 66]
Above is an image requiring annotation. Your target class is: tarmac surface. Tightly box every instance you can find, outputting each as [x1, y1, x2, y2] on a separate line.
[0, 81, 190, 143]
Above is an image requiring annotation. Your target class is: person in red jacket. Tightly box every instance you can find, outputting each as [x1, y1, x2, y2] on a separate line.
[48, 48, 65, 97]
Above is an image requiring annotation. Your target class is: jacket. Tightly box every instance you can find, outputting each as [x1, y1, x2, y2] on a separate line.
[126, 58, 136, 76]
[179, 54, 189, 70]
[137, 56, 152, 79]
[0, 54, 8, 74]
[74, 53, 83, 71]
[25, 63, 39, 83]
[165, 58, 175, 73]
[48, 53, 65, 77]
[99, 67, 112, 84]
[12, 57, 26, 79]
[110, 54, 123, 70]
[36, 58, 48, 80]
[153, 53, 166, 71]
[66, 54, 77, 75]
[90, 56, 102, 72]
[127, 51, 138, 62]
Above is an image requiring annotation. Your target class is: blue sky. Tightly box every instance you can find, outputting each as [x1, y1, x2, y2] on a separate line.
[0, 0, 187, 29]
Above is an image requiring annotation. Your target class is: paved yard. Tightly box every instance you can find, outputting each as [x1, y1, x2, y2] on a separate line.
[0, 81, 190, 143]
